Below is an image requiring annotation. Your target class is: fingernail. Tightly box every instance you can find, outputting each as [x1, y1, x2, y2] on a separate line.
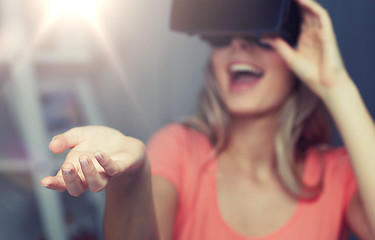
[95, 152, 103, 161]
[43, 184, 52, 189]
[80, 158, 89, 168]
[52, 136, 58, 141]
[63, 168, 72, 175]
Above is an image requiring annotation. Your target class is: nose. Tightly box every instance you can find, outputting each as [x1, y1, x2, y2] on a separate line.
[230, 37, 251, 51]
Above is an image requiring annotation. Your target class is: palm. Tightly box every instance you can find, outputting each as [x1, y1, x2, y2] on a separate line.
[41, 126, 146, 195]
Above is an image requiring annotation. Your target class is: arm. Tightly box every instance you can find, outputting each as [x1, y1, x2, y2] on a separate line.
[152, 176, 179, 240]
[40, 126, 162, 240]
[322, 74, 375, 239]
[266, 0, 375, 237]
[346, 192, 373, 240]
[104, 159, 159, 240]
[324, 76, 375, 239]
[104, 165, 179, 240]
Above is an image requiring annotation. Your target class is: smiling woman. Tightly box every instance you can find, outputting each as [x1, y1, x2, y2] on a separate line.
[40, 0, 375, 240]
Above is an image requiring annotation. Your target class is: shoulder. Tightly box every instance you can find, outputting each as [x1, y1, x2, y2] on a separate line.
[147, 123, 211, 149]
[146, 123, 213, 161]
[320, 146, 352, 172]
[307, 146, 351, 169]
[304, 146, 357, 200]
[147, 123, 213, 191]
[304, 146, 354, 186]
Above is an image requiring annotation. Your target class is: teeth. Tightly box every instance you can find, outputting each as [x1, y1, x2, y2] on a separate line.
[230, 63, 261, 75]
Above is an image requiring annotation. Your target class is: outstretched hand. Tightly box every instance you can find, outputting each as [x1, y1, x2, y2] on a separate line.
[40, 126, 147, 196]
[264, 0, 351, 99]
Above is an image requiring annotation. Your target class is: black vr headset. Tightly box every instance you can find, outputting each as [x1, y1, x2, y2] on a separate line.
[170, 0, 301, 47]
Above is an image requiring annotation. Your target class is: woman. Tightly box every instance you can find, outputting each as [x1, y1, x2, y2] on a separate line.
[41, 0, 375, 239]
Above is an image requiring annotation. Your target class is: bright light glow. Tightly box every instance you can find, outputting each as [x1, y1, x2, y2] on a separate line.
[46, 0, 100, 21]
[13, 0, 149, 130]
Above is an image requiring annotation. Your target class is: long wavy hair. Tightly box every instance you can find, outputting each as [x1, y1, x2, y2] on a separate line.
[184, 61, 332, 198]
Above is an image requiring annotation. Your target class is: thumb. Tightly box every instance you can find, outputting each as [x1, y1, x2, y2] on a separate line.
[49, 127, 83, 154]
[262, 37, 298, 69]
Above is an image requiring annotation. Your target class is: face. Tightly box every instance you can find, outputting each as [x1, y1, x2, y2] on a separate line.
[211, 37, 296, 118]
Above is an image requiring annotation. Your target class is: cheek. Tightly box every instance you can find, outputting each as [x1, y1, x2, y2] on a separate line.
[266, 56, 295, 92]
[211, 50, 228, 89]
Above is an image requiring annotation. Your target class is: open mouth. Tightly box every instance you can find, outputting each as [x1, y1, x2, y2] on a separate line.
[228, 62, 264, 90]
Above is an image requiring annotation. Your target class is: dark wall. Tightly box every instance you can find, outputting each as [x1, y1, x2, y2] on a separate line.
[317, 0, 375, 148]
[323, 0, 375, 113]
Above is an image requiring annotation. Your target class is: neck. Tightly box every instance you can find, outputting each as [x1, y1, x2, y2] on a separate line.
[218, 113, 280, 180]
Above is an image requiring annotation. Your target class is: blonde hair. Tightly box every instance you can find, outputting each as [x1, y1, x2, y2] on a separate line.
[184, 61, 331, 198]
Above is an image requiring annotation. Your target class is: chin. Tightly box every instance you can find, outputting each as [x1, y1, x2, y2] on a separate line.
[226, 101, 286, 120]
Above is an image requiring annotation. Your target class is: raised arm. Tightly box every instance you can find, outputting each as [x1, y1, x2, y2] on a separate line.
[265, 0, 375, 238]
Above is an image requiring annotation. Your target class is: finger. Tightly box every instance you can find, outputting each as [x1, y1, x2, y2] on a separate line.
[40, 175, 67, 192]
[300, 8, 316, 29]
[296, 0, 331, 29]
[296, 0, 325, 15]
[262, 37, 298, 68]
[304, 9, 321, 29]
[94, 151, 121, 177]
[296, 0, 338, 54]
[49, 127, 83, 154]
[79, 155, 106, 192]
[61, 162, 86, 196]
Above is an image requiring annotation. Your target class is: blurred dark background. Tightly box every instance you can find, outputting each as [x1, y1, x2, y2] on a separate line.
[0, 0, 373, 239]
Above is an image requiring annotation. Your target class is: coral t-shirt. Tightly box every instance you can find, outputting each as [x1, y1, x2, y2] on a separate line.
[147, 124, 357, 240]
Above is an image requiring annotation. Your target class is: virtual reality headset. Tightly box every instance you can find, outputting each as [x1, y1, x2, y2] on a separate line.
[170, 0, 301, 47]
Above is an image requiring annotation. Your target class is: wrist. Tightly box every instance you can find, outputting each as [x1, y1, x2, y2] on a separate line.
[320, 71, 358, 108]
[108, 157, 151, 191]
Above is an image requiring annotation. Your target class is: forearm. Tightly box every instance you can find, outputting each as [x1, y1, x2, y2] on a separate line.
[104, 160, 160, 240]
[323, 75, 375, 235]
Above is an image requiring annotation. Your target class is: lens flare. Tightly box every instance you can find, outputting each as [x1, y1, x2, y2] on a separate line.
[46, 0, 100, 22]
[41, 0, 149, 128]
